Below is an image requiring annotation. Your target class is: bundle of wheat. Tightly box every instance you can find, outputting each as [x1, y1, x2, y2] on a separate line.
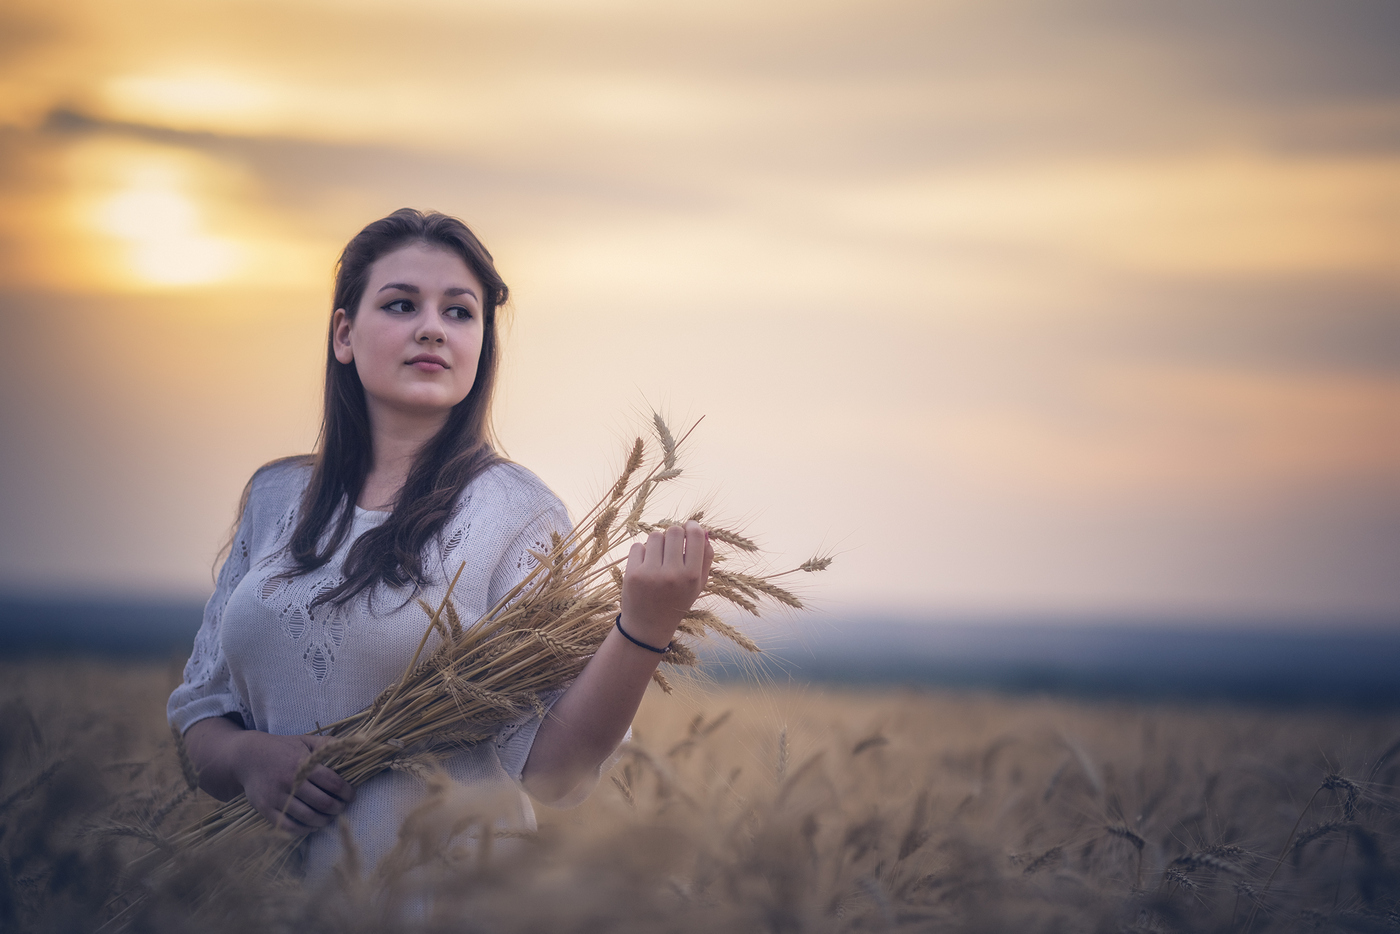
[161, 414, 828, 867]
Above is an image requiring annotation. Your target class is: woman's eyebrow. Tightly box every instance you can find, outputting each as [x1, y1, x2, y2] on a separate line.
[375, 283, 478, 299]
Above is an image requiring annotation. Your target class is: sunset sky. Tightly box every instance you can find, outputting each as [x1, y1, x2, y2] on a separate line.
[0, 0, 1396, 622]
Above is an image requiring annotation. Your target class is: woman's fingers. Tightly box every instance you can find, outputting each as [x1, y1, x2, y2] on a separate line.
[684, 521, 706, 573]
[266, 808, 306, 834]
[307, 763, 355, 805]
[662, 523, 686, 570]
[632, 522, 709, 578]
[699, 529, 714, 583]
[253, 785, 318, 834]
[298, 769, 352, 815]
[621, 521, 711, 620]
[628, 540, 647, 569]
[639, 521, 710, 585]
[231, 731, 358, 835]
[280, 796, 334, 832]
[297, 735, 355, 807]
[644, 530, 665, 569]
[272, 774, 347, 833]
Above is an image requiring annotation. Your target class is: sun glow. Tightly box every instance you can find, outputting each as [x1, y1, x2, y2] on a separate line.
[73, 142, 244, 288]
[97, 176, 239, 286]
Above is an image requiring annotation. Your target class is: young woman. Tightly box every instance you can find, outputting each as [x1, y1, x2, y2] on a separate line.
[168, 208, 712, 875]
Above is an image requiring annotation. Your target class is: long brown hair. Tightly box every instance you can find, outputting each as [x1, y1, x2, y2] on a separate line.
[282, 208, 510, 605]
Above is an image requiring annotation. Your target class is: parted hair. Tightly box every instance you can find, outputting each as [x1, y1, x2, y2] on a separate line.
[229, 208, 510, 606]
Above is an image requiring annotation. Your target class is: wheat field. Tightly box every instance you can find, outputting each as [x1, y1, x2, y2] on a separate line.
[2, 658, 1397, 933]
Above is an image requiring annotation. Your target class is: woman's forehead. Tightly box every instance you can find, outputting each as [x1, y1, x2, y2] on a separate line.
[368, 242, 479, 288]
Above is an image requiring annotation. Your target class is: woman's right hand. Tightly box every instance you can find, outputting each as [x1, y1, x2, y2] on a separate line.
[182, 716, 355, 834]
[230, 731, 356, 834]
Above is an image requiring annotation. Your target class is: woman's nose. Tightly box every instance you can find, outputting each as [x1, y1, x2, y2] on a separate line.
[415, 312, 446, 344]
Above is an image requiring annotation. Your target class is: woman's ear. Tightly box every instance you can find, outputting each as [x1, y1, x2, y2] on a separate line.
[331, 309, 354, 364]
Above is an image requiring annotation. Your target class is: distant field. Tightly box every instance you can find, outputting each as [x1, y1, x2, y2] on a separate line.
[5, 597, 1398, 707]
[3, 658, 1398, 932]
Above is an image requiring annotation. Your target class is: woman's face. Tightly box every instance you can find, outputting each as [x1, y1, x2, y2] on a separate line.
[331, 242, 485, 423]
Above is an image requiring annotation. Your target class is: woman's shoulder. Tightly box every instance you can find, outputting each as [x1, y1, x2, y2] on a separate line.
[242, 455, 314, 524]
[462, 459, 568, 523]
[445, 460, 571, 575]
[217, 456, 313, 573]
[249, 454, 314, 497]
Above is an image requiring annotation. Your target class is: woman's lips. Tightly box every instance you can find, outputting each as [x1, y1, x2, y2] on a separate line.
[406, 353, 449, 371]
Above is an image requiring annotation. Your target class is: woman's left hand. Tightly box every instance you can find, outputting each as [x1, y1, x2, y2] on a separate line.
[618, 519, 714, 648]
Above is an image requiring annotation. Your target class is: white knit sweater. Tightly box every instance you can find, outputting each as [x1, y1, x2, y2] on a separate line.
[168, 457, 583, 876]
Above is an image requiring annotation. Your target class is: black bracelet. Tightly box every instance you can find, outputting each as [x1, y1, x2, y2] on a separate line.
[614, 614, 670, 654]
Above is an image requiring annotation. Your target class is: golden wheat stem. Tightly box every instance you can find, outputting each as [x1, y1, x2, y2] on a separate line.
[367, 560, 468, 730]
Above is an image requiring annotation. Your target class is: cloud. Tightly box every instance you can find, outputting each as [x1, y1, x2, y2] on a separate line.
[1073, 0, 1400, 105]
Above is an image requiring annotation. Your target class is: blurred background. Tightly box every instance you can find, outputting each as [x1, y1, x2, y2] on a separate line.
[1, 0, 1396, 696]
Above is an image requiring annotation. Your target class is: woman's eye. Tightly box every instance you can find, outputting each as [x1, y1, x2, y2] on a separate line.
[445, 305, 473, 321]
[383, 299, 414, 314]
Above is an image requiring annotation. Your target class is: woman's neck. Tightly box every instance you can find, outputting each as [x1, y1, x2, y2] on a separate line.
[359, 405, 449, 511]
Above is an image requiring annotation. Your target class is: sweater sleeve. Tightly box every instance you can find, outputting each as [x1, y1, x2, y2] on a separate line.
[488, 489, 631, 808]
[167, 502, 256, 735]
[490, 494, 574, 781]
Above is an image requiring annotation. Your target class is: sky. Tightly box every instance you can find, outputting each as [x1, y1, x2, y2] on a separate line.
[0, 0, 1397, 622]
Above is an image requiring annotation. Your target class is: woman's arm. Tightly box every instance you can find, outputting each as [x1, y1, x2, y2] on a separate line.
[183, 715, 355, 834]
[521, 520, 712, 805]
[172, 462, 353, 834]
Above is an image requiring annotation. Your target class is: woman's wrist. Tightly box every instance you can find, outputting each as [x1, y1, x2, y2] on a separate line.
[224, 729, 256, 788]
[183, 715, 250, 801]
[615, 610, 678, 652]
[614, 614, 671, 653]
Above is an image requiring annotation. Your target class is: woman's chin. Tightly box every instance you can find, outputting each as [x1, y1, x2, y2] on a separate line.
[368, 393, 468, 422]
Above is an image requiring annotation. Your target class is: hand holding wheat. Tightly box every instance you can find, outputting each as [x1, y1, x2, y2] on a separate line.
[619, 520, 715, 649]
[182, 720, 355, 834]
